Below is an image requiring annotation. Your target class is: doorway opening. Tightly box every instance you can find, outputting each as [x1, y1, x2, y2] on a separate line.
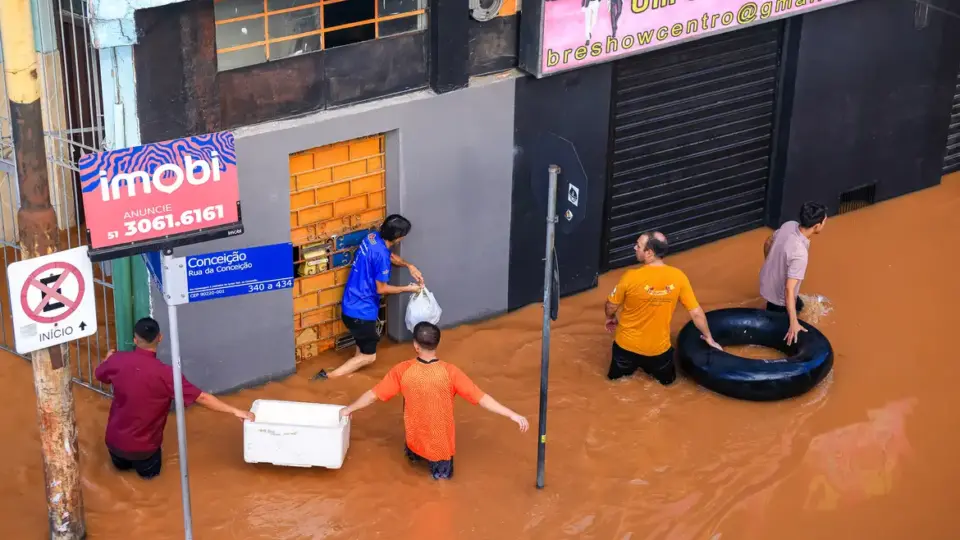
[288, 134, 387, 364]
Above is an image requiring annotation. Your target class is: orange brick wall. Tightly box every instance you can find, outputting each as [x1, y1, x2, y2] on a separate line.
[289, 135, 387, 363]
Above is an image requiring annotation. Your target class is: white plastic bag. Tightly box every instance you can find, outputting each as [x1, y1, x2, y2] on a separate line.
[405, 287, 442, 332]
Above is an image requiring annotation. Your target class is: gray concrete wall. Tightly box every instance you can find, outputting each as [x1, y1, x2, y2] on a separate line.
[151, 76, 518, 393]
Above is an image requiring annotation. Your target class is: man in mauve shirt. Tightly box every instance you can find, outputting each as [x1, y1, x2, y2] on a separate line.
[760, 201, 828, 346]
[339, 321, 528, 480]
[94, 317, 254, 479]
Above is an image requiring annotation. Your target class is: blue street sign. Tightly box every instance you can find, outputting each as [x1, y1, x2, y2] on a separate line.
[184, 243, 293, 303]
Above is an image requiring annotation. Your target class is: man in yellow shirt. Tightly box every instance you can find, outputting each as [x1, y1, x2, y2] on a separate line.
[604, 231, 722, 384]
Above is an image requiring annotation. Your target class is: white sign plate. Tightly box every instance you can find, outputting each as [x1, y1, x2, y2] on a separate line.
[7, 245, 98, 354]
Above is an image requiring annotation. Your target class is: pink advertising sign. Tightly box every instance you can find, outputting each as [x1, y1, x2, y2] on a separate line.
[520, 0, 855, 77]
[78, 131, 244, 261]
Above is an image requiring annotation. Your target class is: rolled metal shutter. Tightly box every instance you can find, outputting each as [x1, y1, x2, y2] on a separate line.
[944, 66, 960, 175]
[603, 23, 784, 270]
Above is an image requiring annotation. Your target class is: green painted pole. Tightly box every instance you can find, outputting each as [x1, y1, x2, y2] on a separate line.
[112, 257, 134, 351]
[131, 255, 151, 320]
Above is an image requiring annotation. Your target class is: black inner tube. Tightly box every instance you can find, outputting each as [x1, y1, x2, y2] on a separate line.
[677, 308, 833, 402]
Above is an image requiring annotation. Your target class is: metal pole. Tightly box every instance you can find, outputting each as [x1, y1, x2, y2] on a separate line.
[112, 257, 135, 350]
[0, 0, 86, 536]
[536, 164, 559, 489]
[163, 253, 194, 539]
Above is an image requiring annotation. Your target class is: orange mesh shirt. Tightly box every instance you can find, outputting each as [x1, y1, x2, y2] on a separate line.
[372, 359, 486, 462]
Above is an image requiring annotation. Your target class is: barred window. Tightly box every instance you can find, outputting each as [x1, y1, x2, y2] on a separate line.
[214, 0, 427, 72]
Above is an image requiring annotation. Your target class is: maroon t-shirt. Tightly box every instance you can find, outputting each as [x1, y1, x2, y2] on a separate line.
[94, 347, 202, 457]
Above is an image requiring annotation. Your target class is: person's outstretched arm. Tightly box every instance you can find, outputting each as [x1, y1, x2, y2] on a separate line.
[375, 251, 420, 296]
[448, 365, 528, 432]
[478, 395, 529, 432]
[390, 252, 423, 285]
[340, 390, 379, 419]
[688, 307, 722, 351]
[195, 392, 255, 421]
[340, 364, 405, 420]
[678, 276, 722, 351]
[783, 278, 807, 346]
[376, 280, 421, 296]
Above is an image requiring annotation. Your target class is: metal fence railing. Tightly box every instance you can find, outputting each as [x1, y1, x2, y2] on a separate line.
[0, 1, 117, 396]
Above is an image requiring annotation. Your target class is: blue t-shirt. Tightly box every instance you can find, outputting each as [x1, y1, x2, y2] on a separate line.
[341, 232, 391, 321]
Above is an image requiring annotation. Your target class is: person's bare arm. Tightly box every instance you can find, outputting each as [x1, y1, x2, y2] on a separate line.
[783, 278, 807, 345]
[390, 253, 423, 284]
[375, 280, 420, 295]
[478, 395, 529, 432]
[688, 307, 722, 351]
[763, 234, 774, 259]
[340, 390, 379, 418]
[195, 392, 254, 421]
[604, 301, 620, 333]
[785, 279, 800, 322]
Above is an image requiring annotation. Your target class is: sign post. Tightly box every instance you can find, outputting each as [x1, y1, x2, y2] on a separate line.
[77, 131, 246, 539]
[146, 242, 293, 540]
[163, 250, 194, 539]
[536, 165, 559, 489]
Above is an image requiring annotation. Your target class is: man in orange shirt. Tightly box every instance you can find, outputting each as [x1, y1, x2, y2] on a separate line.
[340, 321, 528, 479]
[604, 231, 722, 384]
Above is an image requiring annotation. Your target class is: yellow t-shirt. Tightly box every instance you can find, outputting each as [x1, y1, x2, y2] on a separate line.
[607, 264, 699, 356]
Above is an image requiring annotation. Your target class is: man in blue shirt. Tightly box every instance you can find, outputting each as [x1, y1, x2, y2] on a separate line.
[315, 214, 423, 380]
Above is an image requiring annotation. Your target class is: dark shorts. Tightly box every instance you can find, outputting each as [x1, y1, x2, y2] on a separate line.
[766, 296, 805, 314]
[109, 447, 162, 479]
[607, 342, 677, 385]
[405, 445, 454, 480]
[341, 312, 380, 355]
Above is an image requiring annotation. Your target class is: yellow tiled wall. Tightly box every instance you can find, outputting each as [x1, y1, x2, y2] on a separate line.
[289, 135, 387, 363]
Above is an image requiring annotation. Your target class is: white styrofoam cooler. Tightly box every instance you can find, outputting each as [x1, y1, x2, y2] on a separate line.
[243, 399, 350, 469]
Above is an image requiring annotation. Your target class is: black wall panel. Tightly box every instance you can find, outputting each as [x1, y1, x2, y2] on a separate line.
[776, 0, 960, 223]
[604, 24, 783, 270]
[943, 64, 960, 175]
[468, 15, 519, 76]
[509, 65, 613, 311]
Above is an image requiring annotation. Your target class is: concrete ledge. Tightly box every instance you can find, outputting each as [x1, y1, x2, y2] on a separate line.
[90, 0, 190, 48]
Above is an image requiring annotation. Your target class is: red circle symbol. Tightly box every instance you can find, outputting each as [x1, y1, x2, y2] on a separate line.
[19, 261, 86, 324]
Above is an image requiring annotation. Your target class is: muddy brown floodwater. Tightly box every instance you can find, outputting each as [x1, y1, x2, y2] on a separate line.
[4, 175, 960, 540]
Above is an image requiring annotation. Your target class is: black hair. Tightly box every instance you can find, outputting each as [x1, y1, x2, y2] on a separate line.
[413, 321, 441, 351]
[798, 202, 828, 229]
[641, 231, 669, 259]
[380, 214, 412, 242]
[134, 317, 161, 343]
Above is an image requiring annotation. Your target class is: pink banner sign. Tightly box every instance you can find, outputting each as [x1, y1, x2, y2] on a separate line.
[526, 0, 853, 77]
[78, 132, 243, 259]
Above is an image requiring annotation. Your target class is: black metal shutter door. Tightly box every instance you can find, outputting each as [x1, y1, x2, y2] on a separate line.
[944, 66, 960, 175]
[603, 23, 784, 270]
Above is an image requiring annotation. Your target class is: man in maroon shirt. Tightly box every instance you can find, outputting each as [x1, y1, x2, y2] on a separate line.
[94, 317, 254, 479]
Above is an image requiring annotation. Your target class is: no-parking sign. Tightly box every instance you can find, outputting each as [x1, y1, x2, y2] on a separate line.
[7, 246, 98, 354]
